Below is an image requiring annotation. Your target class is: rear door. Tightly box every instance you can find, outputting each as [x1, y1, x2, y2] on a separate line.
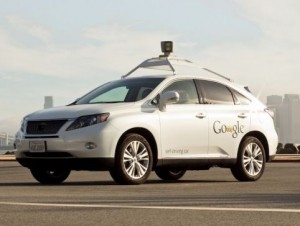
[195, 80, 251, 159]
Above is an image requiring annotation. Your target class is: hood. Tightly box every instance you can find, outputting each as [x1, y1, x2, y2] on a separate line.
[26, 103, 136, 120]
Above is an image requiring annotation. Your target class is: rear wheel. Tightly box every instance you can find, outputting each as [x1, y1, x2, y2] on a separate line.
[110, 133, 153, 185]
[155, 169, 186, 181]
[231, 136, 266, 181]
[30, 167, 71, 184]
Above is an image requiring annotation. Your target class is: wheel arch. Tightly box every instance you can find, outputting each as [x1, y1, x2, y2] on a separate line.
[116, 127, 158, 167]
[240, 131, 270, 161]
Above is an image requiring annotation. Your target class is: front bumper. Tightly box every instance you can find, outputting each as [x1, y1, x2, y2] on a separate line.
[15, 121, 119, 159]
[15, 121, 120, 170]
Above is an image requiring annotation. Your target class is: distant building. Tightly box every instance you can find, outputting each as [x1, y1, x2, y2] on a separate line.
[267, 95, 282, 105]
[44, 96, 53, 109]
[0, 132, 14, 146]
[267, 94, 300, 144]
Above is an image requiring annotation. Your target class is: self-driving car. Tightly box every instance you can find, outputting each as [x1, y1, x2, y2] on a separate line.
[15, 41, 278, 185]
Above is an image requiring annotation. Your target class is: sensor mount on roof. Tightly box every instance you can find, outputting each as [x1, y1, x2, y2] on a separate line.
[160, 41, 173, 57]
[122, 41, 233, 82]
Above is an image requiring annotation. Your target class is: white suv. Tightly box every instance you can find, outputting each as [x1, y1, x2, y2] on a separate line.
[15, 42, 278, 185]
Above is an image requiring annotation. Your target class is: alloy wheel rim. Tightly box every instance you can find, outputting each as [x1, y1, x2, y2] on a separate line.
[123, 141, 149, 179]
[243, 143, 263, 176]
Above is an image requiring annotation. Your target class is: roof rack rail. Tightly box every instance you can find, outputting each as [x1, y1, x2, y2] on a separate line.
[202, 68, 232, 82]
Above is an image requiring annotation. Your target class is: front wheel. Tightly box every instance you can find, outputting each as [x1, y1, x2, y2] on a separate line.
[155, 169, 186, 181]
[109, 133, 153, 185]
[30, 168, 71, 184]
[231, 136, 266, 181]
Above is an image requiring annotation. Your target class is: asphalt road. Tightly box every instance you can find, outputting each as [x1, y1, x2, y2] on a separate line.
[0, 161, 300, 226]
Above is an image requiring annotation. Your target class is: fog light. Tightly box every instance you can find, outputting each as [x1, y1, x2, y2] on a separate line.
[85, 142, 97, 150]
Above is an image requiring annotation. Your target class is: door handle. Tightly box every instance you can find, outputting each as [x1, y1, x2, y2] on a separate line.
[196, 113, 206, 119]
[238, 113, 248, 119]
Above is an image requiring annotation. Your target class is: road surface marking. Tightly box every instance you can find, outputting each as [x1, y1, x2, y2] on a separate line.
[0, 201, 300, 213]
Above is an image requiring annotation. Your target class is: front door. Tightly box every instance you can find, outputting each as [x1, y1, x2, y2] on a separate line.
[158, 79, 209, 159]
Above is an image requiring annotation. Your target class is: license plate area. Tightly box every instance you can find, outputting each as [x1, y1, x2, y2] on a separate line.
[29, 141, 47, 152]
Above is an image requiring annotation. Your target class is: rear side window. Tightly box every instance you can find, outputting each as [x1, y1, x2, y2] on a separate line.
[231, 89, 251, 105]
[196, 80, 234, 105]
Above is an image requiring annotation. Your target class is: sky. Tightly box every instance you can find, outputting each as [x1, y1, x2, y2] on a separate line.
[1, 0, 300, 135]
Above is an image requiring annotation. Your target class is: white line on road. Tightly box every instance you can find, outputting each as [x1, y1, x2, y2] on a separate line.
[0, 201, 300, 213]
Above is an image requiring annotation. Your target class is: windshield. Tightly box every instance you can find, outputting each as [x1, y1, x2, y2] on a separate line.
[75, 77, 165, 104]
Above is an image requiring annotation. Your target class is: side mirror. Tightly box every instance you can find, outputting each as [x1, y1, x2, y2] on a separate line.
[159, 91, 179, 112]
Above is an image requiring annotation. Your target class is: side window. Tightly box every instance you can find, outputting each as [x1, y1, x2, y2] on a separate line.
[196, 80, 234, 105]
[231, 89, 251, 105]
[162, 80, 199, 104]
[136, 87, 154, 101]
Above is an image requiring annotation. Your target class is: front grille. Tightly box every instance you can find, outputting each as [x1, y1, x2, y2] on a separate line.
[26, 120, 67, 134]
[25, 135, 59, 139]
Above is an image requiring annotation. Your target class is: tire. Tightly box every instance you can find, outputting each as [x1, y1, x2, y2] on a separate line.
[155, 169, 186, 181]
[231, 136, 266, 181]
[109, 133, 153, 185]
[30, 167, 71, 184]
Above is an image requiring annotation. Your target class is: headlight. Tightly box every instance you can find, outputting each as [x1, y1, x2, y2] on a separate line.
[66, 113, 110, 131]
[20, 118, 27, 132]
